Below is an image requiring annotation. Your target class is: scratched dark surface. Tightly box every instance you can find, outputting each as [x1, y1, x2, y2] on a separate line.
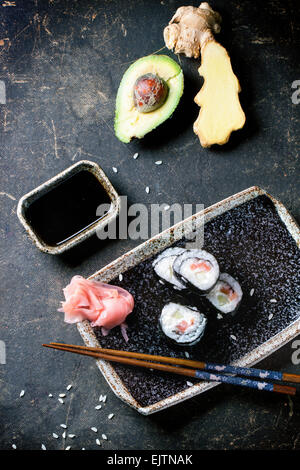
[0, 0, 300, 451]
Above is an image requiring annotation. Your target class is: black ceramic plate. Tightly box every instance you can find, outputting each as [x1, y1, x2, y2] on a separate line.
[77, 187, 300, 414]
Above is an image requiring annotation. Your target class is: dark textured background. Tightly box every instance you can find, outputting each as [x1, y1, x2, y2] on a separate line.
[0, 0, 299, 450]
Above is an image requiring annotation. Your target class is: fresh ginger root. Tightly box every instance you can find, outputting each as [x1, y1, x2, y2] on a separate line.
[164, 3, 245, 147]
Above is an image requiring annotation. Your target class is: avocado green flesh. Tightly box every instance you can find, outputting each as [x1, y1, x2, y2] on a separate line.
[114, 55, 184, 143]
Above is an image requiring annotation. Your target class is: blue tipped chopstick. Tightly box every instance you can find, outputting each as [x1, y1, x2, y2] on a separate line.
[43, 343, 298, 396]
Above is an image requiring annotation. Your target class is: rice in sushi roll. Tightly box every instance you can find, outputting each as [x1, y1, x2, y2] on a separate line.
[173, 249, 219, 294]
[205, 273, 243, 315]
[153, 247, 186, 290]
[159, 302, 207, 346]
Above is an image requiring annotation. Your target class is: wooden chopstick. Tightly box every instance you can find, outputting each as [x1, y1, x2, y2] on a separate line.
[49, 342, 300, 384]
[43, 343, 296, 396]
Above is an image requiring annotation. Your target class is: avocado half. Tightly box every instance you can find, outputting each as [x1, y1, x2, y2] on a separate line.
[114, 55, 184, 143]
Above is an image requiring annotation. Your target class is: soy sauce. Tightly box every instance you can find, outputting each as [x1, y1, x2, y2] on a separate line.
[25, 170, 112, 247]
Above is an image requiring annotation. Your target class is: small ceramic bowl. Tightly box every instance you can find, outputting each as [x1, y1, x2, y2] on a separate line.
[17, 160, 120, 254]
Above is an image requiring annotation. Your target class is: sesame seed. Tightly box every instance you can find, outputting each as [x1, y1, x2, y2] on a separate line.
[185, 351, 189, 358]
[186, 381, 193, 387]
[65, 446, 71, 450]
[145, 186, 150, 194]
[62, 431, 66, 439]
[82, 448, 85, 450]
[41, 444, 46, 450]
[133, 152, 139, 159]
[119, 274, 123, 281]
[155, 160, 162, 165]
[66, 384, 72, 391]
[268, 313, 274, 320]
[112, 167, 118, 173]
[95, 405, 102, 410]
[217, 313, 223, 320]
[96, 439, 101, 446]
[250, 288, 255, 296]
[60, 424, 67, 429]
[19, 390, 25, 398]
[270, 299, 277, 303]
[164, 205, 170, 211]
[52, 433, 59, 439]
[59, 393, 66, 398]
[48, 393, 53, 398]
[102, 434, 108, 440]
[68, 434, 76, 438]
[58, 398, 64, 404]
[230, 334, 237, 341]
[91, 427, 98, 433]
[12, 444, 16, 449]
[108, 413, 114, 420]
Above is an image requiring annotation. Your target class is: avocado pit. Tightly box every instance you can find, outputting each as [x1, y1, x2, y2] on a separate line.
[133, 73, 168, 113]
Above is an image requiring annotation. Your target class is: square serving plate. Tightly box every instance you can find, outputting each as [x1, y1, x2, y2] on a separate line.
[17, 160, 120, 254]
[77, 186, 300, 415]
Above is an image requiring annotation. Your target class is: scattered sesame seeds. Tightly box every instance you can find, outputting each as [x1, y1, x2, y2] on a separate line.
[112, 167, 118, 173]
[108, 413, 114, 420]
[58, 398, 64, 404]
[268, 313, 274, 320]
[91, 427, 98, 433]
[19, 390, 25, 398]
[145, 186, 150, 194]
[119, 274, 123, 281]
[60, 424, 67, 429]
[52, 433, 59, 439]
[59, 393, 66, 398]
[12, 444, 16, 449]
[68, 434, 76, 438]
[102, 434, 108, 440]
[96, 439, 101, 446]
[186, 381, 193, 387]
[41, 444, 46, 450]
[270, 299, 277, 303]
[250, 288, 255, 296]
[230, 334, 237, 341]
[217, 313, 223, 320]
[164, 205, 170, 211]
[66, 384, 72, 391]
[95, 405, 102, 410]
[99, 394, 107, 402]
[155, 160, 162, 165]
[133, 152, 139, 159]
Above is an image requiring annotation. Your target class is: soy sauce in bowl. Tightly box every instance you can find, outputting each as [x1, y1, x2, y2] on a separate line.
[24, 170, 112, 247]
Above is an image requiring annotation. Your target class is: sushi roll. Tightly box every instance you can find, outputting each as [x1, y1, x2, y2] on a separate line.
[153, 247, 186, 290]
[159, 302, 207, 346]
[205, 273, 243, 315]
[173, 249, 219, 294]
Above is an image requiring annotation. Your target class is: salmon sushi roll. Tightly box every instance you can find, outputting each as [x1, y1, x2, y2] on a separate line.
[205, 273, 243, 315]
[159, 302, 207, 346]
[153, 247, 186, 290]
[173, 249, 219, 294]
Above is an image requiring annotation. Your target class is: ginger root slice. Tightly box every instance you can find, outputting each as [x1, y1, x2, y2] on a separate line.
[194, 41, 245, 147]
[163, 2, 245, 147]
